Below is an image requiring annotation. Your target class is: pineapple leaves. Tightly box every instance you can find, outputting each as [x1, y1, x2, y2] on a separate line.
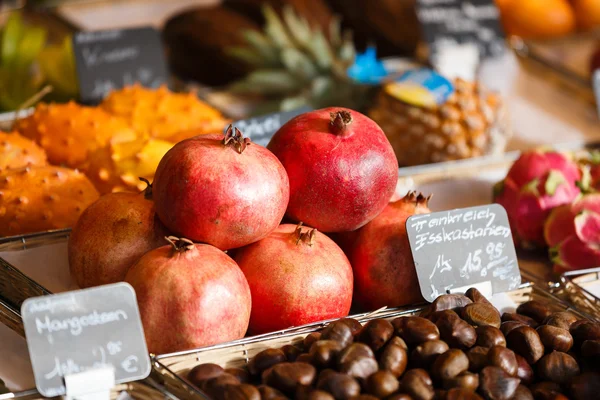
[282, 6, 311, 48]
[281, 48, 317, 81]
[226, 47, 266, 68]
[230, 69, 300, 96]
[307, 30, 333, 70]
[263, 5, 294, 49]
[280, 95, 308, 112]
[328, 15, 342, 49]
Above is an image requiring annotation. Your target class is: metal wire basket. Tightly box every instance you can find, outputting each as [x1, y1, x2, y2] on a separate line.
[559, 267, 600, 322]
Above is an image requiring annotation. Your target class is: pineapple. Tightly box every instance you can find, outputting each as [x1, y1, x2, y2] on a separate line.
[369, 78, 512, 166]
[227, 5, 363, 113]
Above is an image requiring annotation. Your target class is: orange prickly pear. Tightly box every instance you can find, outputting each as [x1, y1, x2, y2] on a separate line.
[0, 131, 47, 172]
[0, 166, 99, 236]
[15, 101, 137, 168]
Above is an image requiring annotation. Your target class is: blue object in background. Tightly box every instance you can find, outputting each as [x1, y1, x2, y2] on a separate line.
[347, 46, 388, 85]
[385, 68, 455, 108]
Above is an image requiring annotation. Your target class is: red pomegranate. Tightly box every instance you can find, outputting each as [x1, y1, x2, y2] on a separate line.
[234, 223, 353, 335]
[267, 108, 398, 232]
[69, 180, 168, 288]
[350, 192, 431, 311]
[153, 127, 289, 250]
[125, 237, 251, 354]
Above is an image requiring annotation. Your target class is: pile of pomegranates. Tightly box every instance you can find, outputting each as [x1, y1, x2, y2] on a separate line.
[68, 108, 429, 355]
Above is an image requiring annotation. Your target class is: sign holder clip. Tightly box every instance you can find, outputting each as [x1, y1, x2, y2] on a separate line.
[63, 366, 115, 400]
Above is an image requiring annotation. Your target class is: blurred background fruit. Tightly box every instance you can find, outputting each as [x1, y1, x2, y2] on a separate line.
[496, 0, 576, 40]
[572, 0, 600, 31]
[0, 131, 47, 172]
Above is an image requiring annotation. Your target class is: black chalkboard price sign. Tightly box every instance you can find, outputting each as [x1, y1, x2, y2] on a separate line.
[228, 106, 312, 147]
[415, 0, 506, 61]
[406, 204, 521, 302]
[22, 283, 151, 397]
[72, 27, 169, 104]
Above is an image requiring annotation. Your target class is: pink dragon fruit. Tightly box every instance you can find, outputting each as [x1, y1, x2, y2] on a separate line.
[544, 193, 600, 272]
[494, 149, 581, 248]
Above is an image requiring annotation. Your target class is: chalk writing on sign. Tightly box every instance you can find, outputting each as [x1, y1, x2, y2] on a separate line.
[416, 0, 506, 60]
[22, 283, 150, 397]
[406, 204, 520, 302]
[73, 27, 169, 104]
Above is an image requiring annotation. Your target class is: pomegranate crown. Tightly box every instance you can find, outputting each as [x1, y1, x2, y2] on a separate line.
[404, 190, 432, 207]
[165, 236, 195, 252]
[223, 125, 251, 154]
[139, 177, 153, 199]
[329, 110, 353, 135]
[294, 222, 317, 246]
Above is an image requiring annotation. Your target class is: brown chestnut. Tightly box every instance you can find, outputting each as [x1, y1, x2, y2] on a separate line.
[309, 340, 344, 369]
[501, 313, 538, 328]
[411, 340, 450, 368]
[316, 370, 360, 400]
[570, 321, 600, 346]
[465, 288, 493, 306]
[475, 326, 506, 348]
[338, 318, 363, 335]
[516, 301, 552, 324]
[568, 371, 600, 400]
[400, 368, 435, 400]
[296, 386, 335, 400]
[462, 303, 501, 328]
[431, 349, 469, 381]
[365, 370, 400, 398]
[430, 293, 473, 312]
[536, 351, 580, 384]
[506, 326, 545, 364]
[581, 339, 600, 363]
[263, 362, 316, 394]
[202, 374, 242, 398]
[515, 354, 534, 385]
[387, 395, 414, 400]
[536, 325, 573, 353]
[337, 343, 378, 380]
[304, 333, 322, 351]
[281, 345, 303, 362]
[357, 319, 394, 351]
[434, 311, 477, 349]
[225, 368, 250, 384]
[467, 346, 489, 372]
[500, 321, 526, 337]
[478, 366, 520, 400]
[388, 335, 408, 350]
[218, 384, 261, 400]
[511, 385, 534, 400]
[320, 321, 354, 348]
[393, 316, 440, 345]
[487, 345, 518, 377]
[256, 385, 286, 400]
[187, 363, 225, 388]
[543, 312, 578, 330]
[446, 388, 483, 400]
[442, 371, 479, 391]
[296, 353, 313, 364]
[379, 341, 408, 378]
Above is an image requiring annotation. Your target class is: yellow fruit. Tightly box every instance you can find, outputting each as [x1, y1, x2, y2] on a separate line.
[573, 0, 600, 30]
[0, 131, 47, 172]
[16, 101, 137, 168]
[0, 166, 99, 236]
[100, 84, 228, 141]
[85, 138, 173, 194]
[498, 0, 576, 39]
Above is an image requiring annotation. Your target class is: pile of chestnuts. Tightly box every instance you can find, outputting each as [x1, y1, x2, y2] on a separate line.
[186, 288, 600, 400]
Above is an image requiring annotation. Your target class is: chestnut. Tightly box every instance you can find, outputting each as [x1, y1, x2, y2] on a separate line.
[411, 340, 450, 368]
[357, 319, 394, 351]
[536, 352, 580, 385]
[475, 326, 506, 348]
[393, 316, 440, 345]
[536, 325, 573, 353]
[516, 301, 551, 324]
[462, 303, 501, 328]
[506, 326, 545, 364]
[320, 321, 354, 348]
[431, 349, 469, 382]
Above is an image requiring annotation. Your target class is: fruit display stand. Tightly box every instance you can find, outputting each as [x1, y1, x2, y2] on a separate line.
[560, 267, 600, 321]
[154, 281, 595, 398]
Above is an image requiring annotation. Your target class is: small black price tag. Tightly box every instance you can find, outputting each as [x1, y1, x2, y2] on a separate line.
[228, 106, 312, 147]
[72, 27, 169, 104]
[22, 283, 151, 397]
[406, 204, 521, 302]
[415, 0, 506, 61]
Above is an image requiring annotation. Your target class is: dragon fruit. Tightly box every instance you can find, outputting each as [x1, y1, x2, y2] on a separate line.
[544, 194, 600, 272]
[493, 149, 581, 248]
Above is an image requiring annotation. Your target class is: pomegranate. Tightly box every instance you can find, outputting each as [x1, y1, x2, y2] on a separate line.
[350, 192, 431, 311]
[493, 149, 581, 248]
[68, 180, 168, 288]
[267, 108, 398, 232]
[234, 223, 353, 335]
[125, 237, 251, 354]
[153, 126, 289, 250]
